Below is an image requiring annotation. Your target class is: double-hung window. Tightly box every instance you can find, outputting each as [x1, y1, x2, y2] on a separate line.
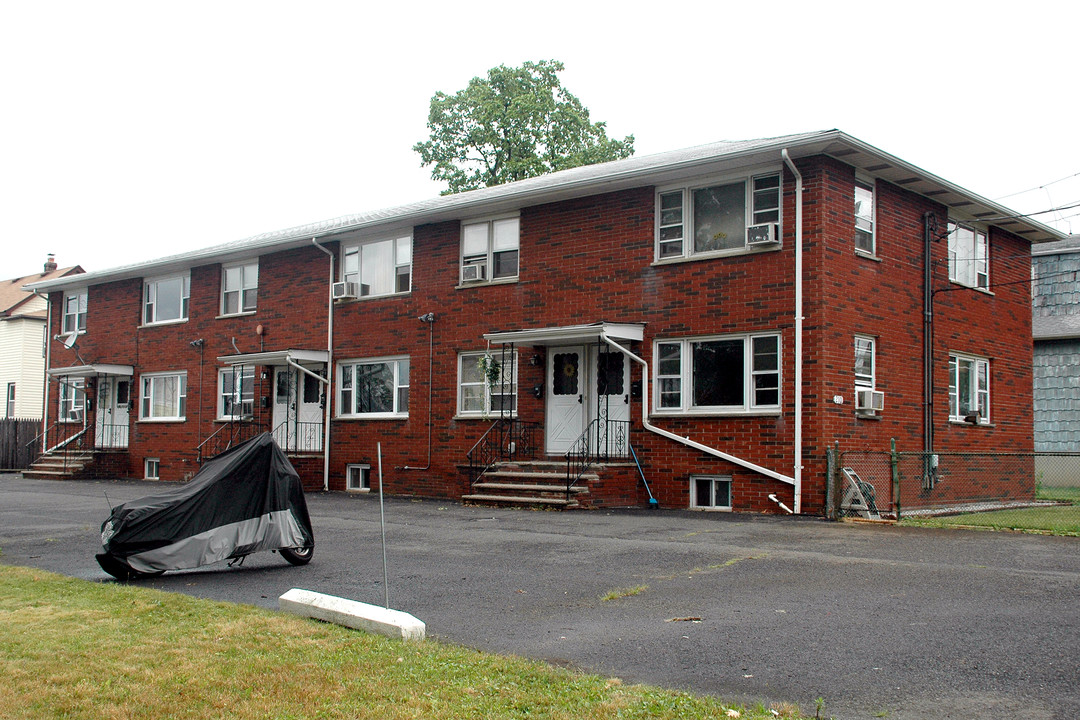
[854, 180, 875, 254]
[221, 262, 258, 315]
[949, 354, 989, 424]
[59, 378, 85, 422]
[654, 334, 780, 413]
[854, 336, 875, 389]
[338, 357, 409, 418]
[458, 351, 518, 416]
[143, 274, 190, 325]
[140, 372, 187, 420]
[218, 367, 254, 420]
[5, 383, 14, 418]
[62, 289, 87, 335]
[656, 172, 781, 260]
[461, 217, 519, 283]
[342, 235, 412, 297]
[948, 223, 989, 290]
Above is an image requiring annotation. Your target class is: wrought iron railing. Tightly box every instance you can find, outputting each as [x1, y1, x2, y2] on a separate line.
[272, 420, 323, 453]
[565, 418, 630, 498]
[196, 420, 259, 464]
[95, 423, 130, 450]
[466, 418, 541, 484]
[25, 422, 90, 474]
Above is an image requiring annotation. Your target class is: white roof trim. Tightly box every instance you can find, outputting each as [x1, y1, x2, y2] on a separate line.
[47, 364, 133, 377]
[484, 322, 645, 346]
[216, 349, 328, 366]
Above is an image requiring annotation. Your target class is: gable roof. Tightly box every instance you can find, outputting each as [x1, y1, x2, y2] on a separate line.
[23, 130, 1067, 293]
[2, 265, 83, 318]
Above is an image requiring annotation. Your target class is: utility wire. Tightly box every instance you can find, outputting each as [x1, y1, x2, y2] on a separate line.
[995, 171, 1080, 201]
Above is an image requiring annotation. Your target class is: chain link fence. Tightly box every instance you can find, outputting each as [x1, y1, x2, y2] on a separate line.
[827, 446, 1080, 534]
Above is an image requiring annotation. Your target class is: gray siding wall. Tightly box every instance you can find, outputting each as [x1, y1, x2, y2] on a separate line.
[1033, 250, 1080, 452]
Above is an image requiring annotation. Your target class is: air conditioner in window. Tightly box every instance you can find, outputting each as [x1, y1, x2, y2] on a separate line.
[855, 389, 885, 412]
[461, 263, 487, 282]
[746, 223, 781, 247]
[332, 281, 357, 300]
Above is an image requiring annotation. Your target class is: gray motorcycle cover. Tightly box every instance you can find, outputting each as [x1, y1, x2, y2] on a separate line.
[97, 432, 313, 574]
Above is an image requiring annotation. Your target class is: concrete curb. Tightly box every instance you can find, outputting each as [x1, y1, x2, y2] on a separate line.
[278, 588, 426, 641]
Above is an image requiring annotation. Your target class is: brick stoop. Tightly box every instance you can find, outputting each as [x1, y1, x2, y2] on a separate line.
[463, 460, 596, 509]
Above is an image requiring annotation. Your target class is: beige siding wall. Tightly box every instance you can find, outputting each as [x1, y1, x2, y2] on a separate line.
[0, 317, 46, 419]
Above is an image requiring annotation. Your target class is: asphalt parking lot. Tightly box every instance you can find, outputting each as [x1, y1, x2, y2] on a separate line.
[2, 473, 1078, 720]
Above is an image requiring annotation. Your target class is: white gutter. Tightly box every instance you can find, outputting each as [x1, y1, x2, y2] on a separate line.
[599, 332, 794, 486]
[311, 238, 334, 492]
[782, 149, 804, 514]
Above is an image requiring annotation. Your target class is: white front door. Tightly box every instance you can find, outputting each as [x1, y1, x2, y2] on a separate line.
[273, 366, 324, 452]
[591, 347, 631, 457]
[546, 346, 586, 454]
[95, 376, 131, 449]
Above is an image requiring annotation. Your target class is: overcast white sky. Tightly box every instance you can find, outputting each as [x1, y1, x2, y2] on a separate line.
[2, 1, 1077, 279]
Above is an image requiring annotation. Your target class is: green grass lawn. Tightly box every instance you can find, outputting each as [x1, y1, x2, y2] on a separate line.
[0, 565, 805, 720]
[901, 504, 1080, 536]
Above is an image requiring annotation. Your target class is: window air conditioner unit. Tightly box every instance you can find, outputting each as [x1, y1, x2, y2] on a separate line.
[855, 389, 885, 412]
[461, 263, 487, 282]
[332, 281, 357, 300]
[746, 223, 781, 247]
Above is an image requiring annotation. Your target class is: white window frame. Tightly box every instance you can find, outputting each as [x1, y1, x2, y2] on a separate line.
[655, 170, 782, 261]
[217, 367, 255, 420]
[342, 234, 412, 298]
[854, 179, 876, 255]
[5, 382, 14, 418]
[948, 222, 989, 290]
[949, 353, 990, 424]
[62, 289, 87, 335]
[653, 333, 781, 414]
[457, 351, 518, 417]
[221, 261, 258, 315]
[144, 458, 160, 480]
[854, 335, 875, 389]
[140, 372, 187, 421]
[337, 357, 409, 418]
[690, 475, 733, 511]
[460, 216, 519, 283]
[143, 273, 190, 325]
[58, 378, 85, 423]
[346, 463, 371, 492]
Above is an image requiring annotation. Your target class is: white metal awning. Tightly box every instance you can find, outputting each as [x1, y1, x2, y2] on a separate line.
[216, 349, 328, 366]
[47, 364, 133, 377]
[483, 322, 644, 346]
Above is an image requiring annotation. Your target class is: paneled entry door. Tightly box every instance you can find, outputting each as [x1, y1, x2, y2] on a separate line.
[545, 345, 632, 457]
[95, 376, 130, 449]
[273, 366, 324, 452]
[546, 346, 585, 454]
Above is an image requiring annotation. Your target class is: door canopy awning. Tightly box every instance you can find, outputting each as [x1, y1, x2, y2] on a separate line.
[48, 364, 134, 378]
[216, 349, 328, 366]
[484, 322, 644, 347]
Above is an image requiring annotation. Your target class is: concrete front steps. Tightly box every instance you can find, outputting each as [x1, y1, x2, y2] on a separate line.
[463, 460, 596, 509]
[22, 451, 95, 480]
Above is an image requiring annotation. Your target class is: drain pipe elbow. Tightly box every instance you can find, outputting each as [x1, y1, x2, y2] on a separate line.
[769, 494, 794, 514]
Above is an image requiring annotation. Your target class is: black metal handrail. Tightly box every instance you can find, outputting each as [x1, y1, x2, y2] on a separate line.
[25, 422, 89, 474]
[196, 419, 259, 464]
[466, 418, 541, 484]
[565, 418, 630, 499]
[272, 420, 323, 453]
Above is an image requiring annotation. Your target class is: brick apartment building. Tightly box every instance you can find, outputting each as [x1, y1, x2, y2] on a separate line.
[23, 130, 1064, 514]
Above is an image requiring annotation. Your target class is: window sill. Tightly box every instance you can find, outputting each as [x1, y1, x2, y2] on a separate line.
[948, 281, 994, 296]
[689, 506, 733, 512]
[652, 244, 781, 266]
[334, 291, 412, 305]
[139, 319, 189, 329]
[216, 311, 257, 320]
[651, 409, 782, 418]
[137, 418, 187, 423]
[455, 277, 518, 290]
[213, 417, 255, 423]
[855, 250, 883, 262]
[453, 414, 519, 421]
[948, 419, 994, 428]
[335, 414, 409, 421]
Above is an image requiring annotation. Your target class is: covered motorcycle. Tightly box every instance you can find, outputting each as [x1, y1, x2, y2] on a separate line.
[96, 432, 314, 580]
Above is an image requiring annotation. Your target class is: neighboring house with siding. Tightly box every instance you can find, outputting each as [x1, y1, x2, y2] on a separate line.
[1032, 236, 1080, 452]
[22, 130, 1064, 514]
[0, 257, 84, 419]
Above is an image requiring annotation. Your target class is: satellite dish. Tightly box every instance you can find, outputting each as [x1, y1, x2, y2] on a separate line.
[63, 332, 78, 349]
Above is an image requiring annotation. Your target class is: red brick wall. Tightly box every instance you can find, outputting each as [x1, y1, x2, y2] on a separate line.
[45, 154, 1034, 515]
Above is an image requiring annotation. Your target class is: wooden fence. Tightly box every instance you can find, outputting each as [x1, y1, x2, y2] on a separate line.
[0, 418, 41, 470]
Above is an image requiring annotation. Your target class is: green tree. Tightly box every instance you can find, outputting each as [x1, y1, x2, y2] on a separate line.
[413, 60, 634, 194]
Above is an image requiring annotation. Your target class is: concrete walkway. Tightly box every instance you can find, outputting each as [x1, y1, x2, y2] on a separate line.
[2, 473, 1078, 720]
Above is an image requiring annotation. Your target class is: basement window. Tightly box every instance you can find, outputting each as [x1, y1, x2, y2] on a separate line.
[690, 475, 732, 510]
[144, 458, 160, 480]
[346, 464, 371, 492]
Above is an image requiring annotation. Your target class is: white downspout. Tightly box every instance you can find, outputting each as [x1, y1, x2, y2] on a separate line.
[782, 149, 804, 514]
[32, 289, 51, 451]
[311, 238, 334, 492]
[599, 333, 794, 486]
